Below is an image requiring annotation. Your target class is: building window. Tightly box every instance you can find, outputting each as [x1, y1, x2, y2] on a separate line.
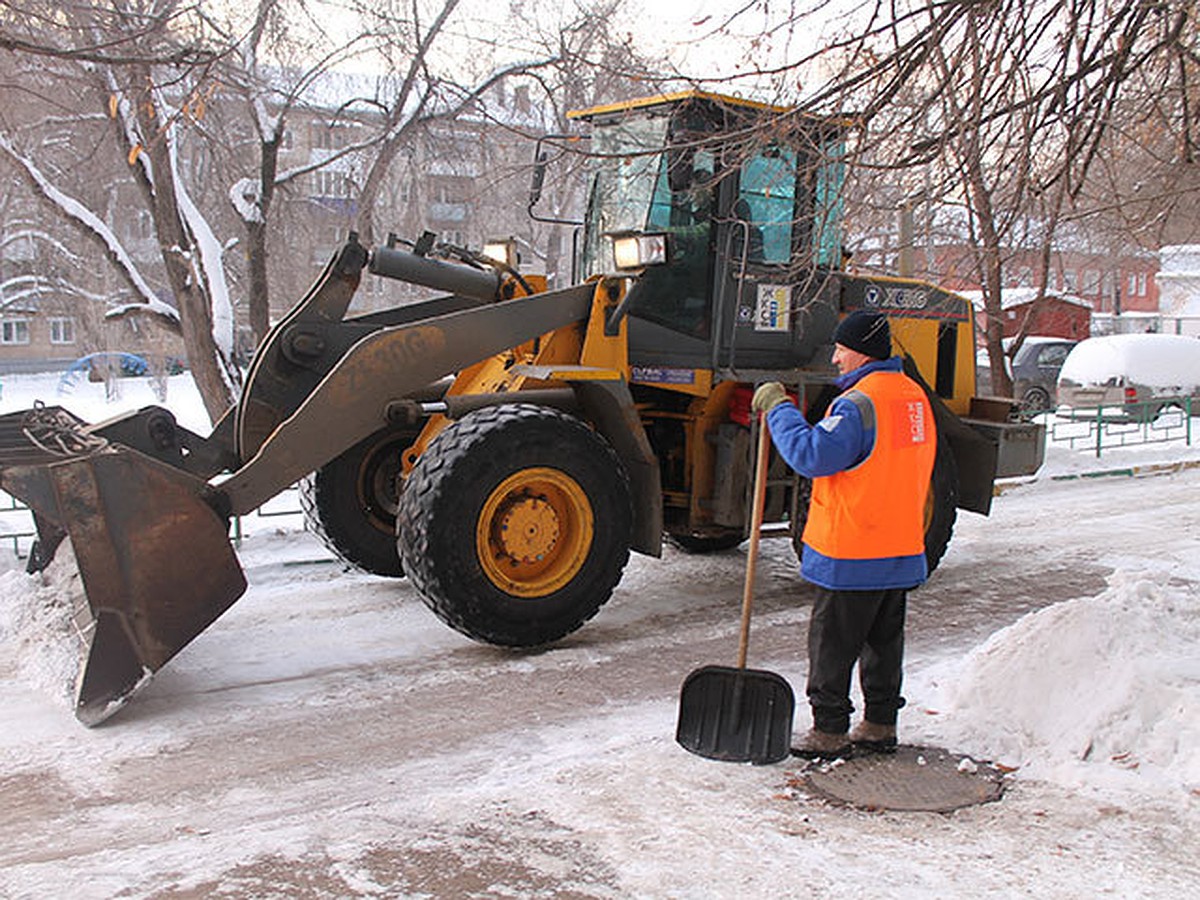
[49, 317, 76, 345]
[1, 319, 30, 345]
[1138, 273, 1148, 296]
[313, 170, 352, 198]
[1082, 269, 1101, 295]
[312, 125, 335, 150]
[1062, 270, 1078, 293]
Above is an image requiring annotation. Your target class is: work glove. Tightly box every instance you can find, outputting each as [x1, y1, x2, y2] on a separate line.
[751, 382, 789, 414]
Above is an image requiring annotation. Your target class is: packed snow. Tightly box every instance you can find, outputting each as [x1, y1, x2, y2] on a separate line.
[1, 371, 1198, 898]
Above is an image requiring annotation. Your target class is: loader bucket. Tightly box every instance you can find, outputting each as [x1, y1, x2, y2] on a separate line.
[0, 407, 246, 725]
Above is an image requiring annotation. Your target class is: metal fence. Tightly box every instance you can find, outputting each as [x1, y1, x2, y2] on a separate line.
[0, 486, 308, 562]
[0, 492, 37, 559]
[1039, 396, 1195, 457]
[2, 400, 1196, 557]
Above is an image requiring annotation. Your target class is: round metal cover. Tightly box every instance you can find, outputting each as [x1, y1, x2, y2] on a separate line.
[801, 745, 1006, 812]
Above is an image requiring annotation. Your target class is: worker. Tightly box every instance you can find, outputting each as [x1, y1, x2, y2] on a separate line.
[751, 309, 937, 759]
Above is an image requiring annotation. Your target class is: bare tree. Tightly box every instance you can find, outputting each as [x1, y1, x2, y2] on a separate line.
[706, 0, 1199, 397]
[0, 0, 625, 414]
[0, 1, 242, 420]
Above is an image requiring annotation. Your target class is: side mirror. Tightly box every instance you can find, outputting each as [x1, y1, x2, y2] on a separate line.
[529, 150, 547, 207]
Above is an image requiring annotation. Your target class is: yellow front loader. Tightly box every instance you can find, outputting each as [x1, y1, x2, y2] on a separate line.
[0, 92, 1041, 724]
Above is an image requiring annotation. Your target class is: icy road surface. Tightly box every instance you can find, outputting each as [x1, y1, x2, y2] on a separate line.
[1, 460, 1199, 897]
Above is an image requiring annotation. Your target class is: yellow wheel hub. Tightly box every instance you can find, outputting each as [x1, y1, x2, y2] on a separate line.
[477, 468, 594, 598]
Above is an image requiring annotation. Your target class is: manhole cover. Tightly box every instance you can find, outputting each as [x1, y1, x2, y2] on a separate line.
[800, 745, 1006, 812]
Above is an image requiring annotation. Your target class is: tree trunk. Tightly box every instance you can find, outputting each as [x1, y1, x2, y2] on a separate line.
[133, 71, 235, 423]
[246, 136, 280, 346]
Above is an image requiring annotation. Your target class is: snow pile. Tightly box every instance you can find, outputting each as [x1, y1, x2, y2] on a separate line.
[0, 542, 87, 708]
[927, 570, 1200, 797]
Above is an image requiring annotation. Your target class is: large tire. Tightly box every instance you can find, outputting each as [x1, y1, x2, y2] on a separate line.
[789, 437, 958, 575]
[300, 424, 419, 577]
[397, 404, 632, 647]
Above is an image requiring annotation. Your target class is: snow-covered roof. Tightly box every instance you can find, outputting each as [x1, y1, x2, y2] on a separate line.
[1157, 246, 1200, 317]
[1159, 245, 1200, 277]
[1003, 334, 1077, 348]
[960, 288, 1092, 312]
[292, 68, 556, 132]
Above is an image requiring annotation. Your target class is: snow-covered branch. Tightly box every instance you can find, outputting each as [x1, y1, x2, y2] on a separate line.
[1, 226, 88, 269]
[0, 133, 165, 311]
[163, 111, 237, 386]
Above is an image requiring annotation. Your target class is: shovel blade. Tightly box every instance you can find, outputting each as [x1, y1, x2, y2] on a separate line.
[676, 664, 795, 764]
[0, 422, 246, 725]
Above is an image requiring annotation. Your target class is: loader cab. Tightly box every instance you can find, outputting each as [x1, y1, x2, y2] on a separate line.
[571, 91, 847, 375]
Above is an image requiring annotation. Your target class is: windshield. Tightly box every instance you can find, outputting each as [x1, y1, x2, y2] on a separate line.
[581, 116, 670, 278]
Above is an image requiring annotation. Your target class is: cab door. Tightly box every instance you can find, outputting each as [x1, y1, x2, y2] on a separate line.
[706, 139, 843, 372]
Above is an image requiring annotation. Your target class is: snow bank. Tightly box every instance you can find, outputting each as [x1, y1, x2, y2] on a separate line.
[1058, 333, 1200, 391]
[0, 542, 87, 708]
[925, 571, 1200, 799]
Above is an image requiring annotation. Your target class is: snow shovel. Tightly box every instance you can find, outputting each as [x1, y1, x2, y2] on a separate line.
[675, 420, 795, 764]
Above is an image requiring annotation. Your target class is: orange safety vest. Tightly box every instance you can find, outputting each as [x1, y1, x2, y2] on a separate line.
[802, 371, 936, 561]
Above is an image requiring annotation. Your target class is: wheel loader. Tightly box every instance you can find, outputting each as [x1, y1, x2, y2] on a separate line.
[0, 91, 1044, 725]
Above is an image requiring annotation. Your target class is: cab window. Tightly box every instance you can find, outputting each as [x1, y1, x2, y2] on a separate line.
[736, 148, 797, 265]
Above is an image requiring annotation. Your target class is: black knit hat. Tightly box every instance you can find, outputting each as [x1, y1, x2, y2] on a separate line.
[833, 310, 891, 359]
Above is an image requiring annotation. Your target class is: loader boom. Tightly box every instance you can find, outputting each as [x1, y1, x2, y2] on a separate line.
[220, 282, 597, 516]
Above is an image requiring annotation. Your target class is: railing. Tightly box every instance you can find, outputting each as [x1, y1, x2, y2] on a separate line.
[0, 492, 37, 558]
[0, 486, 307, 562]
[230, 486, 307, 546]
[2, 400, 1196, 556]
[1040, 396, 1194, 458]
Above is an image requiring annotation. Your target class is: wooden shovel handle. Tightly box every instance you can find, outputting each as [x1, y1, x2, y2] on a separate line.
[736, 418, 772, 669]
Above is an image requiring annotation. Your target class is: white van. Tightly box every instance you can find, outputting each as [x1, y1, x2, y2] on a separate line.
[1057, 333, 1200, 415]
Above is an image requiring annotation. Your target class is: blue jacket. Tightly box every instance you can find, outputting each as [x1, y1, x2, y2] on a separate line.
[765, 357, 929, 590]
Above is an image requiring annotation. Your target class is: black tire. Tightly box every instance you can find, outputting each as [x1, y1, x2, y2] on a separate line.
[300, 424, 419, 577]
[789, 437, 958, 575]
[667, 532, 744, 554]
[397, 404, 632, 647]
[1021, 386, 1052, 413]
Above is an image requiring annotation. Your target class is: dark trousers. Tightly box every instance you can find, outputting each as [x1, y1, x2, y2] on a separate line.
[807, 586, 907, 734]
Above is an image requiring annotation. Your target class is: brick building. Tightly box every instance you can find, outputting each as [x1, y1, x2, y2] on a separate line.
[927, 244, 1160, 315]
[961, 288, 1093, 341]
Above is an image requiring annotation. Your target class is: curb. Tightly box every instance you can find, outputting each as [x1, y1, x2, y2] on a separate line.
[1047, 458, 1200, 482]
[996, 458, 1200, 493]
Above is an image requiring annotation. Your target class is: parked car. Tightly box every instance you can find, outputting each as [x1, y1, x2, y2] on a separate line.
[1057, 333, 1200, 416]
[976, 336, 1078, 411]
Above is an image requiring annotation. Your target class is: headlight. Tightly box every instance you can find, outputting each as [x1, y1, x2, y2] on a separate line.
[611, 232, 668, 270]
[482, 237, 518, 269]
